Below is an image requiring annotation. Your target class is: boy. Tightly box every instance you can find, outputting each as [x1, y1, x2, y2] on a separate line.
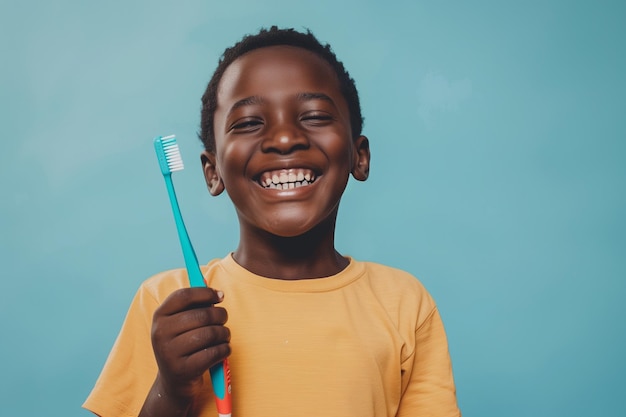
[84, 27, 460, 417]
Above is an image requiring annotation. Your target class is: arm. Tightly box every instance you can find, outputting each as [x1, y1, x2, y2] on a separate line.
[397, 308, 461, 417]
[139, 287, 231, 417]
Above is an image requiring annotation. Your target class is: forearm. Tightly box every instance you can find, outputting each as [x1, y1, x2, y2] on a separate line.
[138, 376, 193, 417]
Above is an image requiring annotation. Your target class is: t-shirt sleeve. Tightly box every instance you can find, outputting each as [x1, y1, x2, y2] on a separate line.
[82, 285, 160, 417]
[397, 307, 461, 417]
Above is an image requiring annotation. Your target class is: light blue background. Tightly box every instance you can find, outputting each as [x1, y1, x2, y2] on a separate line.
[1, 1, 624, 416]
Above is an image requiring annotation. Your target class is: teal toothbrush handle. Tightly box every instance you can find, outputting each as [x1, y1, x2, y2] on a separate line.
[163, 173, 205, 287]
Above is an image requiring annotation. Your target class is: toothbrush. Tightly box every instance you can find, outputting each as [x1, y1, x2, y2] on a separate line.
[154, 135, 232, 417]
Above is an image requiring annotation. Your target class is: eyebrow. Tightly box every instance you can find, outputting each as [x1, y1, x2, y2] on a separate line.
[229, 95, 265, 114]
[228, 92, 335, 116]
[296, 92, 333, 103]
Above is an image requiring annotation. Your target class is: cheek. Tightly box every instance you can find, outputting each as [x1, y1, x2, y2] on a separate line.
[216, 139, 252, 186]
[323, 135, 354, 168]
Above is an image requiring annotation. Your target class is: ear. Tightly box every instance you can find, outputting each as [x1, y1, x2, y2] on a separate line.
[351, 135, 370, 181]
[200, 150, 225, 196]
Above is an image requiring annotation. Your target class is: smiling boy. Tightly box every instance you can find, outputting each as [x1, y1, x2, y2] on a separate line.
[84, 27, 460, 417]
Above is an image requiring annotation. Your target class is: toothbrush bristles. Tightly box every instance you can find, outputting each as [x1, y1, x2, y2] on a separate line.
[162, 135, 184, 172]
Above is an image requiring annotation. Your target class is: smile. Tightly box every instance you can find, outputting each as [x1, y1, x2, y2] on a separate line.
[258, 168, 317, 190]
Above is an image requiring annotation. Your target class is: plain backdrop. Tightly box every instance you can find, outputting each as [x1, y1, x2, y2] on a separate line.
[1, 0, 624, 416]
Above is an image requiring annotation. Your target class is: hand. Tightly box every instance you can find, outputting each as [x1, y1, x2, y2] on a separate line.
[150, 287, 231, 404]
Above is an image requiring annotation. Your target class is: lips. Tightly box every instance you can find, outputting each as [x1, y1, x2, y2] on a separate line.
[258, 168, 317, 190]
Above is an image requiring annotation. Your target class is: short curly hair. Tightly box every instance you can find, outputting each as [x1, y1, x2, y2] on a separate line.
[199, 26, 363, 153]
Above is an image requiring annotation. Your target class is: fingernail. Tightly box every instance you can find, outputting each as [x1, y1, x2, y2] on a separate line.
[216, 290, 224, 300]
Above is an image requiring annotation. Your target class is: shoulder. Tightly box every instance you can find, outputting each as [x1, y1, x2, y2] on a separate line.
[137, 258, 224, 304]
[358, 261, 432, 299]
[355, 260, 437, 328]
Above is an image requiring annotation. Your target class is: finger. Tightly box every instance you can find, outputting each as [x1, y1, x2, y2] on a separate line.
[169, 325, 231, 357]
[156, 287, 224, 316]
[162, 306, 229, 336]
[183, 342, 232, 375]
[155, 341, 231, 384]
[152, 306, 228, 347]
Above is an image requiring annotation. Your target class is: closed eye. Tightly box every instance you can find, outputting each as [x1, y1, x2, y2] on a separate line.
[300, 112, 334, 126]
[230, 118, 263, 133]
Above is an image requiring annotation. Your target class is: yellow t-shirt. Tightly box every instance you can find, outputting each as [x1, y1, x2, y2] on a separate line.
[84, 255, 460, 417]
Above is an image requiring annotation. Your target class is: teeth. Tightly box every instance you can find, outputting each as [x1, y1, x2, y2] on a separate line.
[258, 168, 316, 189]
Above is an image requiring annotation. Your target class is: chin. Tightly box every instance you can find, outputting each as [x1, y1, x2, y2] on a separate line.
[244, 206, 339, 240]
[264, 222, 314, 238]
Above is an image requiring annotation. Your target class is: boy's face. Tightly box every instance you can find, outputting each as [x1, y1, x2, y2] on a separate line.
[202, 45, 369, 238]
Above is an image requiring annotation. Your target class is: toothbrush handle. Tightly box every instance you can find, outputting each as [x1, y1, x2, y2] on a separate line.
[163, 174, 205, 287]
[210, 359, 232, 417]
[163, 174, 233, 416]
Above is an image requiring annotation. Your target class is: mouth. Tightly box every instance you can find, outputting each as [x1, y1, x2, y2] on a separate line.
[257, 168, 317, 190]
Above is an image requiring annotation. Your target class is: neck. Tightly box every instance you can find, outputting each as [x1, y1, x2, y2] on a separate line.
[233, 215, 348, 280]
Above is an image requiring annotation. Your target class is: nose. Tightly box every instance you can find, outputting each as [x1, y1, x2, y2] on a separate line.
[261, 121, 309, 154]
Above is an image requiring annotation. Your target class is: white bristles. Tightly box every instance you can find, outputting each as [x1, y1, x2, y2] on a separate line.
[161, 136, 184, 172]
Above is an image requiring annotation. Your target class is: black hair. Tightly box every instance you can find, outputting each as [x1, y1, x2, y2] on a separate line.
[199, 26, 363, 153]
